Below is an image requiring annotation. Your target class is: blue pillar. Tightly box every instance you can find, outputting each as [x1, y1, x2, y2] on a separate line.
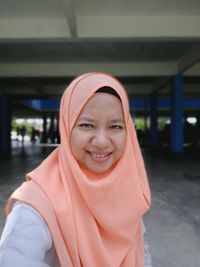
[170, 74, 184, 152]
[0, 94, 11, 152]
[150, 92, 158, 147]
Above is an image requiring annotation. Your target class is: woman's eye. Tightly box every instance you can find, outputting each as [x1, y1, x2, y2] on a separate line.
[110, 125, 124, 130]
[79, 123, 94, 128]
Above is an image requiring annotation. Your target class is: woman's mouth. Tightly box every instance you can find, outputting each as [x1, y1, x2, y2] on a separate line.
[87, 151, 112, 162]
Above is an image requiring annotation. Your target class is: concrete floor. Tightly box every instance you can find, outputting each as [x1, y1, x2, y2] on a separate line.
[0, 141, 200, 267]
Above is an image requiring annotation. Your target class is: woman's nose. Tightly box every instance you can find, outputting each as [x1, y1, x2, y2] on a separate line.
[91, 130, 110, 148]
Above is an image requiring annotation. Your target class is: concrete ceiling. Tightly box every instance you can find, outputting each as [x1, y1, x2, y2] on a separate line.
[0, 0, 200, 116]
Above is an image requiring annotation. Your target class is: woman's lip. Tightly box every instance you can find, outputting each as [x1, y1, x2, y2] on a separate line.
[87, 151, 112, 162]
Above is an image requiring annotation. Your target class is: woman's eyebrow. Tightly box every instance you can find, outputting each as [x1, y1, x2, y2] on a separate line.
[77, 117, 125, 124]
[111, 119, 125, 123]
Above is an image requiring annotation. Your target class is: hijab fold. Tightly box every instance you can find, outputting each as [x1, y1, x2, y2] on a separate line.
[6, 72, 151, 267]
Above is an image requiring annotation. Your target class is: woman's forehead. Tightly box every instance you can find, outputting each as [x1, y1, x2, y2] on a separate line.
[61, 73, 130, 131]
[78, 93, 124, 118]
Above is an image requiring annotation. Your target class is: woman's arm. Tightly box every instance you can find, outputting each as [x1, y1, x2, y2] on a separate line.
[0, 202, 53, 267]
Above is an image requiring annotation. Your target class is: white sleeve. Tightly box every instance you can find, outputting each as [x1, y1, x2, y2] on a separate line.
[142, 221, 153, 267]
[0, 202, 52, 267]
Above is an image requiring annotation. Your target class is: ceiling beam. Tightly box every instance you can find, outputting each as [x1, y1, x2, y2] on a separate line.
[0, 62, 177, 77]
[0, 86, 38, 95]
[150, 77, 171, 94]
[1, 15, 200, 39]
[184, 62, 200, 76]
[150, 44, 200, 94]
[78, 15, 200, 38]
[178, 44, 200, 73]
[60, 0, 77, 37]
[20, 78, 44, 95]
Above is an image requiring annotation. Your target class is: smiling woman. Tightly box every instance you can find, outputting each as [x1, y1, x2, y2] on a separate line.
[0, 72, 152, 267]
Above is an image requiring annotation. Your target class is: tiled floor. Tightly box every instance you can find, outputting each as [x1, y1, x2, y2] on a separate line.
[0, 141, 200, 267]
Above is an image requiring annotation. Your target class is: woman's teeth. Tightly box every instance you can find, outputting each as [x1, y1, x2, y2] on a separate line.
[90, 153, 109, 158]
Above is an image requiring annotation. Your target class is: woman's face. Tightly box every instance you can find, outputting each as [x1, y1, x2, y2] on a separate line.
[70, 92, 126, 174]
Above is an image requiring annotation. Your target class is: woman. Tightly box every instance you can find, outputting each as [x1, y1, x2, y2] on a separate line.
[0, 72, 152, 266]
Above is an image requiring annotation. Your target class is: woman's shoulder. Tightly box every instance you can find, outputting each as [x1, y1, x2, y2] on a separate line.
[0, 201, 53, 266]
[9, 201, 51, 241]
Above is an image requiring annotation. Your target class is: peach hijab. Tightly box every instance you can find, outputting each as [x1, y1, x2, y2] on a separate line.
[6, 73, 151, 267]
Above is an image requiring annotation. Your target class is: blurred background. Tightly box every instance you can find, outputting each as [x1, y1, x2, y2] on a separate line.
[0, 1, 200, 266]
